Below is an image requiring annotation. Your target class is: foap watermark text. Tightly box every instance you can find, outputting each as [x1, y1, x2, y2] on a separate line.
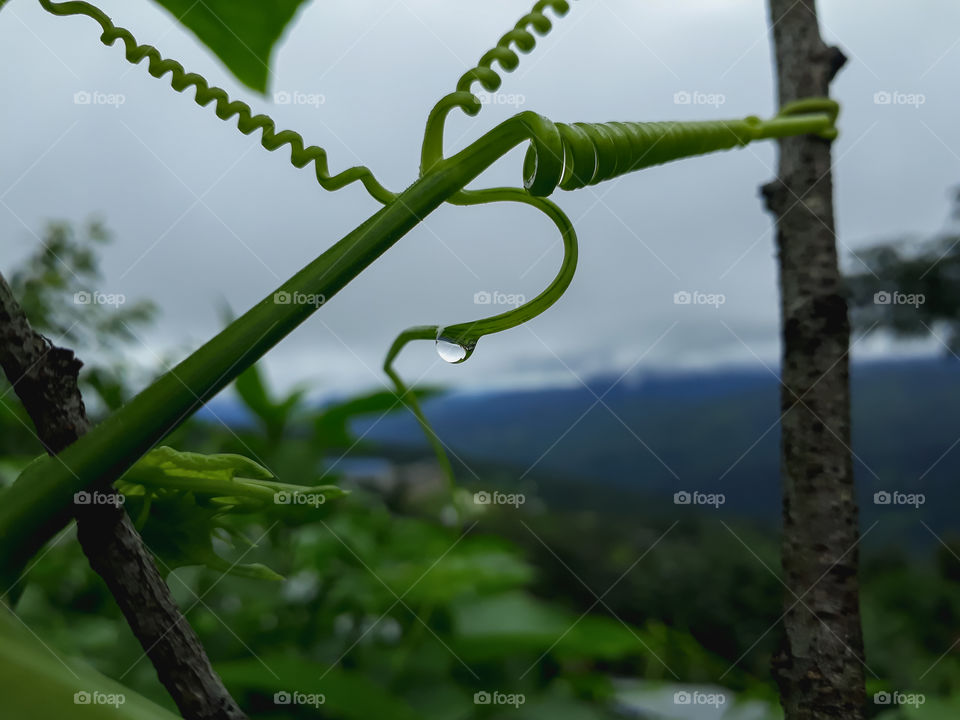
[474, 490, 525, 509]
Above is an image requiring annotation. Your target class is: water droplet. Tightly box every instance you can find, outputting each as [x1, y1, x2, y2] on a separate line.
[436, 338, 468, 363]
[436, 330, 475, 364]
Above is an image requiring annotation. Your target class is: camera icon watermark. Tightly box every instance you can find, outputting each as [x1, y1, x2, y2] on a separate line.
[873, 290, 924, 307]
[873, 90, 925, 108]
[74, 690, 126, 707]
[673, 90, 726, 108]
[74, 290, 126, 308]
[873, 490, 925, 508]
[73, 90, 126, 108]
[673, 690, 726, 708]
[473, 290, 525, 307]
[473, 490, 525, 509]
[273, 90, 326, 108]
[873, 690, 925, 707]
[274, 491, 326, 508]
[73, 490, 126, 508]
[473, 690, 525, 708]
[673, 490, 725, 509]
[274, 291, 326, 307]
[273, 690, 325, 707]
[475, 90, 526, 108]
[673, 290, 725, 309]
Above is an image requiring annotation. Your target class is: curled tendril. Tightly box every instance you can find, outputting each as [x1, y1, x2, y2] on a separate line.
[391, 0, 583, 500]
[421, 0, 573, 174]
[38, 0, 397, 204]
[453, 0, 572, 100]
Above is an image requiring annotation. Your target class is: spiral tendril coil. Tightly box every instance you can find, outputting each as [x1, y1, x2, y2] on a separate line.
[420, 0, 573, 172]
[528, 117, 757, 193]
[39, 0, 397, 205]
[454, 1, 571, 106]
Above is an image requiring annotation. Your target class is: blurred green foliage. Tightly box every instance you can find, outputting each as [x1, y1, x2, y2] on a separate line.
[5, 219, 157, 412]
[847, 186, 960, 353]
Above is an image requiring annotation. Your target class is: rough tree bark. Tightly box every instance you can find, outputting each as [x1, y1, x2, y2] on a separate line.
[0, 272, 247, 720]
[761, 2, 866, 719]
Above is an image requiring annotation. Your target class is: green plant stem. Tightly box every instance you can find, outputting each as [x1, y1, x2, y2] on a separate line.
[0, 113, 549, 583]
[0, 104, 839, 583]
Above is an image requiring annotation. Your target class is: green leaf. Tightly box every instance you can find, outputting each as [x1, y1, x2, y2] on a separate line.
[148, 0, 311, 93]
[120, 445, 347, 515]
[451, 591, 647, 662]
[234, 363, 276, 427]
[136, 491, 284, 580]
[117, 445, 346, 578]
[129, 445, 274, 483]
[234, 363, 308, 438]
[379, 548, 533, 605]
[0, 611, 181, 719]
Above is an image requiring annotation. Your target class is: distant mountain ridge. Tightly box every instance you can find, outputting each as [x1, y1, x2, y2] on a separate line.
[201, 357, 960, 547]
[357, 357, 960, 547]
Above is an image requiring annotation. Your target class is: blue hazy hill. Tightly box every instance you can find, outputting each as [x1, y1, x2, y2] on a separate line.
[201, 357, 960, 547]
[355, 357, 960, 546]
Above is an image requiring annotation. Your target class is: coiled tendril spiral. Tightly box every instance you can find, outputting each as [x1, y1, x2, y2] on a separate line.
[521, 99, 840, 195]
[453, 0, 572, 106]
[38, 0, 397, 205]
[420, 0, 573, 174]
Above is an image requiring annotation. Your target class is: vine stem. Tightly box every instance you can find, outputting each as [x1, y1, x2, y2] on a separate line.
[0, 113, 547, 583]
[0, 101, 840, 582]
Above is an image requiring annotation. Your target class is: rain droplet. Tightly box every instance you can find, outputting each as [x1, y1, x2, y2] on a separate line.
[436, 330, 475, 364]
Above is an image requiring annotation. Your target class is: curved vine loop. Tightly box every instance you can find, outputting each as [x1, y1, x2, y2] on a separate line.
[392, 99, 838, 494]
[383, 188, 577, 496]
[390, 0, 581, 500]
[394, 0, 840, 498]
[38, 0, 397, 204]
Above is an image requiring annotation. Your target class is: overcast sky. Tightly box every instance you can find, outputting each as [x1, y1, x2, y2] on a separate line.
[2, 0, 958, 400]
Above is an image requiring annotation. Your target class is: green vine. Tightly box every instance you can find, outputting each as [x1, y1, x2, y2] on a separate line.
[386, 3, 840, 495]
[0, 0, 840, 584]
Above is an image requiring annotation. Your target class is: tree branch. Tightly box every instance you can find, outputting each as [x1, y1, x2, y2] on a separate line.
[763, 2, 866, 719]
[0, 272, 247, 720]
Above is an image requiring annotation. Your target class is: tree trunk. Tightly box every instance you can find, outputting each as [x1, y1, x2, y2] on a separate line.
[761, 2, 867, 718]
